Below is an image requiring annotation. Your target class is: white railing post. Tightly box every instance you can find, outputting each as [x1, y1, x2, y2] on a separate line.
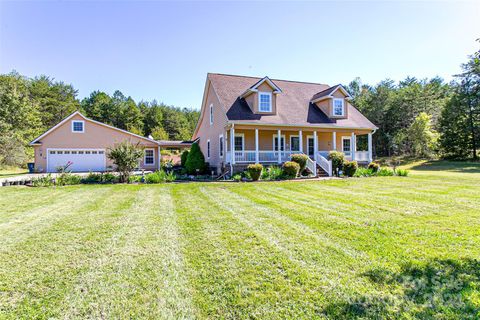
[351, 132, 356, 161]
[368, 132, 372, 163]
[313, 131, 318, 159]
[299, 130, 303, 153]
[277, 129, 281, 164]
[255, 129, 259, 164]
[332, 131, 336, 151]
[231, 126, 235, 165]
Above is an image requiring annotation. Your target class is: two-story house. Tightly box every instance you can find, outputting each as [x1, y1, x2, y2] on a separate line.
[193, 73, 378, 176]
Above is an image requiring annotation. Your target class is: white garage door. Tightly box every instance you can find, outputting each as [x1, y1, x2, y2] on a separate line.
[47, 149, 106, 173]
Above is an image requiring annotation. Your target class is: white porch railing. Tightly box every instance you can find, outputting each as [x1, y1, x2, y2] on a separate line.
[315, 152, 332, 176]
[354, 151, 369, 162]
[306, 156, 317, 177]
[229, 150, 297, 163]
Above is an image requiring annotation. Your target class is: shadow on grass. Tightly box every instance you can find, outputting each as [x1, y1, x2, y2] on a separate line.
[323, 258, 480, 319]
[409, 160, 480, 174]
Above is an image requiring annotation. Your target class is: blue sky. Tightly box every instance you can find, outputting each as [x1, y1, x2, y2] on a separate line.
[1, 1, 479, 109]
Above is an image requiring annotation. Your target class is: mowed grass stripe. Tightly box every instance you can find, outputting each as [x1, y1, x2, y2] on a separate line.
[174, 184, 329, 319]
[0, 186, 133, 319]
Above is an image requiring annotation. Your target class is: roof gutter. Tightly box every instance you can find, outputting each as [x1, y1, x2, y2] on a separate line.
[227, 121, 378, 131]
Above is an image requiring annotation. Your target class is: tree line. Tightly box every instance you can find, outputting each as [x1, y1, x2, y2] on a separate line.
[349, 42, 479, 161]
[0, 73, 199, 167]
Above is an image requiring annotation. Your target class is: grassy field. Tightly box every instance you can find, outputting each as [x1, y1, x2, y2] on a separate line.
[0, 161, 479, 319]
[0, 167, 28, 178]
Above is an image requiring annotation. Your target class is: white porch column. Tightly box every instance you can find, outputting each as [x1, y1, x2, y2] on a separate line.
[351, 132, 356, 161]
[231, 126, 235, 164]
[277, 129, 282, 163]
[313, 131, 318, 159]
[368, 132, 373, 163]
[255, 128, 259, 163]
[332, 131, 337, 151]
[299, 130, 303, 153]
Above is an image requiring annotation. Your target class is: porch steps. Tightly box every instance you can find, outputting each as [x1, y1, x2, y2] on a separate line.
[316, 165, 329, 177]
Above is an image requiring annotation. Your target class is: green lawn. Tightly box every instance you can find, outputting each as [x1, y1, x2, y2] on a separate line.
[0, 167, 28, 178]
[1, 161, 479, 319]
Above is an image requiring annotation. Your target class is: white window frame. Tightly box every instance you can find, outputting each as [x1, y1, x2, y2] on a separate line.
[71, 120, 85, 133]
[207, 139, 210, 159]
[144, 148, 155, 165]
[333, 98, 345, 116]
[219, 134, 224, 157]
[234, 133, 245, 151]
[272, 134, 286, 151]
[289, 135, 300, 151]
[258, 92, 272, 112]
[209, 104, 214, 125]
[341, 136, 352, 153]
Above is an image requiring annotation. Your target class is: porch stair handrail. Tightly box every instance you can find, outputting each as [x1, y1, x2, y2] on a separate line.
[315, 152, 332, 177]
[305, 156, 317, 177]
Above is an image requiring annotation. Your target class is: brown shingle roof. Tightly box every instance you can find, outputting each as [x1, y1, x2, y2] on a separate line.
[208, 73, 377, 129]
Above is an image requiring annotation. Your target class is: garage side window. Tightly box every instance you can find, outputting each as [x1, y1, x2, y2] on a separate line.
[72, 120, 84, 133]
[144, 149, 154, 165]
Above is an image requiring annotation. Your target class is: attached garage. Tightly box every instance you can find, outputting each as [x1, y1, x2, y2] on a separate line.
[47, 149, 106, 173]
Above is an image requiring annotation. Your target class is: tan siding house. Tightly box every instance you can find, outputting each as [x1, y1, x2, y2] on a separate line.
[30, 112, 161, 173]
[193, 73, 378, 176]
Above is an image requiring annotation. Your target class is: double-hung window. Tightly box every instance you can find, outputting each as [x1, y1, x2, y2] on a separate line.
[259, 92, 272, 112]
[72, 120, 84, 133]
[333, 99, 345, 116]
[234, 135, 244, 151]
[209, 104, 214, 125]
[219, 135, 224, 157]
[144, 149, 154, 165]
[290, 136, 300, 151]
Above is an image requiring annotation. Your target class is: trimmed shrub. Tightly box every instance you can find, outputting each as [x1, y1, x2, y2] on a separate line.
[261, 166, 283, 181]
[290, 154, 309, 173]
[377, 167, 394, 176]
[56, 172, 82, 186]
[185, 142, 206, 174]
[247, 163, 263, 181]
[232, 174, 242, 182]
[343, 160, 358, 177]
[82, 172, 103, 184]
[181, 150, 189, 167]
[144, 170, 177, 184]
[129, 175, 142, 183]
[395, 169, 409, 176]
[102, 173, 118, 183]
[32, 174, 54, 187]
[368, 162, 380, 172]
[328, 151, 345, 176]
[282, 161, 300, 179]
[353, 167, 375, 177]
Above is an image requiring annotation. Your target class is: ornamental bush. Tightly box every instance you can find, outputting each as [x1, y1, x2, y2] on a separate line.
[107, 141, 143, 183]
[185, 142, 206, 175]
[343, 160, 358, 177]
[328, 151, 345, 176]
[290, 154, 309, 173]
[181, 150, 189, 167]
[368, 162, 380, 172]
[282, 161, 300, 179]
[247, 163, 263, 181]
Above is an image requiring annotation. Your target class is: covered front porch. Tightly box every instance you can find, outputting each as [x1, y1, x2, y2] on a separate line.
[224, 125, 373, 176]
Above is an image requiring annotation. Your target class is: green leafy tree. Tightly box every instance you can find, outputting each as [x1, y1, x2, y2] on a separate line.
[107, 141, 143, 183]
[440, 43, 479, 160]
[151, 126, 169, 140]
[185, 142, 205, 174]
[394, 112, 439, 157]
[81, 91, 112, 123]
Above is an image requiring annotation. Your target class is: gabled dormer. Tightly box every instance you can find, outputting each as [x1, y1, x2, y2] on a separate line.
[240, 76, 282, 115]
[311, 84, 352, 119]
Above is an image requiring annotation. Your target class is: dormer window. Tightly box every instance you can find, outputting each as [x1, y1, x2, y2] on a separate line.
[72, 120, 84, 133]
[259, 92, 272, 112]
[333, 99, 345, 116]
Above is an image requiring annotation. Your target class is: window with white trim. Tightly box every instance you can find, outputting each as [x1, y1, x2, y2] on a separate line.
[290, 136, 300, 151]
[234, 134, 244, 151]
[333, 99, 345, 116]
[209, 104, 214, 125]
[144, 149, 154, 165]
[273, 135, 285, 151]
[342, 137, 351, 152]
[259, 92, 272, 112]
[207, 140, 210, 158]
[72, 120, 84, 133]
[219, 135, 224, 157]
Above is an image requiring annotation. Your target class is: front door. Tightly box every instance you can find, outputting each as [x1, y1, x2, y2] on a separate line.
[307, 137, 314, 158]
